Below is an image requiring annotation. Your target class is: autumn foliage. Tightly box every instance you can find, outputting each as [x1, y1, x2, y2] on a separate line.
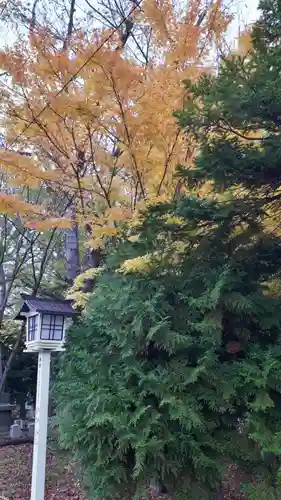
[0, 0, 232, 247]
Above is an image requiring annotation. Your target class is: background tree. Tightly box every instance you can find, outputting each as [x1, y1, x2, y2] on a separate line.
[0, 180, 71, 395]
[55, 191, 281, 500]
[55, 1, 281, 498]
[0, 0, 232, 239]
[0, 319, 37, 416]
[0, 0, 261, 426]
[0, 0, 234, 316]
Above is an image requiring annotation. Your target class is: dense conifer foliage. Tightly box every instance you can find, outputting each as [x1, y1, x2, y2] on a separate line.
[55, 2, 281, 498]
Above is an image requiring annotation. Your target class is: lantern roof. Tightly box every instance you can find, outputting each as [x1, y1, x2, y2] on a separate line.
[15, 294, 79, 321]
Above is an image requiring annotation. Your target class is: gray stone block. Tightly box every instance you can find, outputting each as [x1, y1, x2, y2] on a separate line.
[0, 393, 11, 404]
[10, 423, 22, 440]
[0, 402, 16, 436]
[20, 419, 28, 430]
[28, 422, 35, 438]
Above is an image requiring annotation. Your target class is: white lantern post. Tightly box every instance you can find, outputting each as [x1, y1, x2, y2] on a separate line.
[31, 350, 51, 500]
[15, 294, 79, 500]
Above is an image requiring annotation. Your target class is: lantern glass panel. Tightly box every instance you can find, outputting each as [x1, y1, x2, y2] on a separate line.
[40, 314, 64, 341]
[28, 315, 38, 341]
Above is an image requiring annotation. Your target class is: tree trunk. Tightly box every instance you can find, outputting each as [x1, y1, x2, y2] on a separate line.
[18, 392, 26, 419]
[0, 322, 25, 395]
[82, 248, 102, 293]
[63, 0, 76, 49]
[48, 357, 56, 417]
[215, 487, 224, 499]
[65, 221, 80, 283]
[0, 262, 7, 392]
[0, 344, 3, 383]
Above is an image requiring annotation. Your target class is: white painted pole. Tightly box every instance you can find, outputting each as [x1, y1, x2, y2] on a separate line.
[31, 351, 51, 500]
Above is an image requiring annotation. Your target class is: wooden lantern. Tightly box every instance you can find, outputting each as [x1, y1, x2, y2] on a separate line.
[15, 294, 79, 352]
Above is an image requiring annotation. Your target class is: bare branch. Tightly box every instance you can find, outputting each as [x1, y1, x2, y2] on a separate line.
[84, 0, 115, 28]
[216, 118, 266, 141]
[30, 0, 41, 31]
[108, 69, 146, 197]
[63, 0, 76, 50]
[157, 130, 181, 196]
[87, 126, 112, 208]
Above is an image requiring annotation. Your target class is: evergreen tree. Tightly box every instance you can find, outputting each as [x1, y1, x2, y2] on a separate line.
[55, 2, 281, 498]
[55, 193, 281, 499]
[176, 0, 281, 212]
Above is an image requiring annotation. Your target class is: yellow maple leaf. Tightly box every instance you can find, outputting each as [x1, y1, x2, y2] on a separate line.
[26, 217, 73, 230]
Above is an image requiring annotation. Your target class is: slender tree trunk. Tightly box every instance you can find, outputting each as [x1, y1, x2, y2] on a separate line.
[0, 262, 7, 391]
[0, 344, 3, 385]
[216, 487, 224, 499]
[48, 357, 56, 417]
[63, 0, 76, 49]
[65, 212, 80, 283]
[82, 248, 102, 292]
[30, 0, 41, 31]
[0, 323, 25, 395]
[18, 392, 26, 419]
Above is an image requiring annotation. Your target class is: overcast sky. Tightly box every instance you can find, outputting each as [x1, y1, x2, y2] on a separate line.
[0, 0, 262, 48]
[227, 0, 260, 45]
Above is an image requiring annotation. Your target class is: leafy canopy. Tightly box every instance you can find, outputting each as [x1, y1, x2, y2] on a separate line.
[55, 1, 281, 499]
[0, 0, 231, 245]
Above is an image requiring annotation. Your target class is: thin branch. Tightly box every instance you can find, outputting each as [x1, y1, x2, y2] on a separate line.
[157, 130, 181, 196]
[34, 229, 57, 293]
[0, 215, 8, 265]
[109, 71, 145, 197]
[216, 118, 266, 141]
[87, 126, 112, 208]
[84, 0, 115, 28]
